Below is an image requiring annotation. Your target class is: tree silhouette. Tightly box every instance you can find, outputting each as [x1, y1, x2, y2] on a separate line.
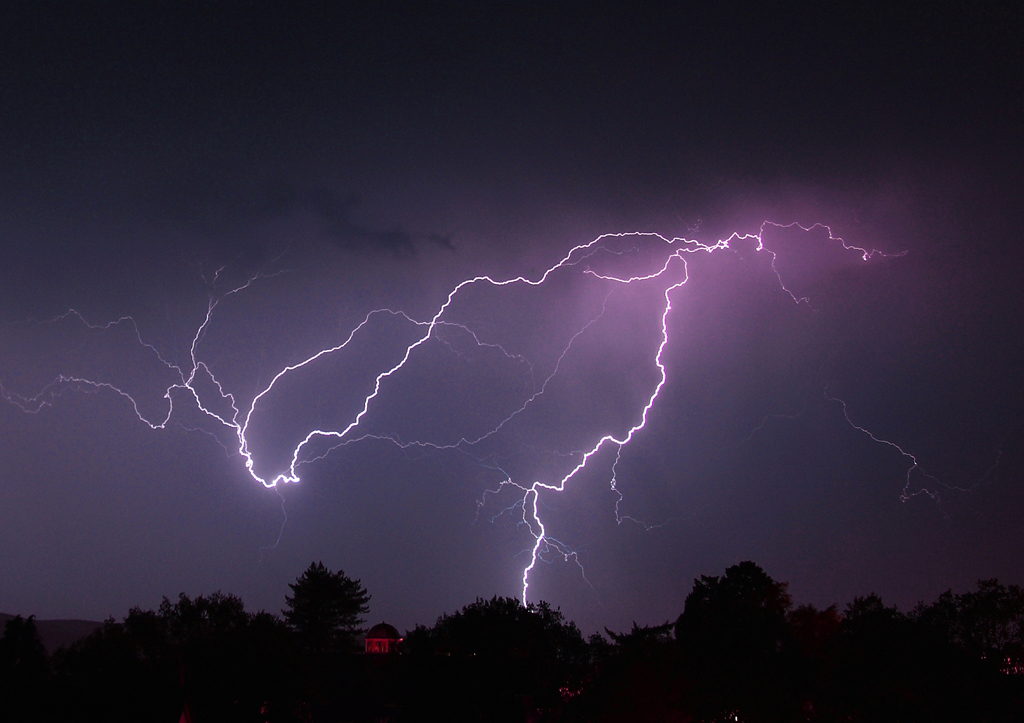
[404, 596, 588, 721]
[915, 578, 1024, 670]
[0, 615, 51, 721]
[788, 603, 842, 659]
[674, 560, 795, 721]
[0, 614, 48, 676]
[570, 622, 685, 722]
[24, 563, 1024, 722]
[283, 561, 370, 655]
[52, 592, 300, 722]
[676, 560, 792, 662]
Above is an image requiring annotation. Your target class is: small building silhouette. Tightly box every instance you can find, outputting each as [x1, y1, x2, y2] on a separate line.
[365, 622, 402, 653]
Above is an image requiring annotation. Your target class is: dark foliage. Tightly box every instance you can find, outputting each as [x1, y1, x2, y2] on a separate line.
[566, 623, 687, 722]
[51, 592, 300, 722]
[283, 561, 370, 657]
[403, 596, 589, 722]
[788, 603, 842, 660]
[0, 615, 51, 721]
[564, 565, 1024, 723]
[804, 591, 1024, 722]
[12, 562, 1024, 722]
[914, 579, 1024, 669]
[674, 560, 797, 721]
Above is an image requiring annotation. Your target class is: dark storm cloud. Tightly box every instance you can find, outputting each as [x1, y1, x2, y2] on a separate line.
[150, 176, 454, 256]
[302, 186, 455, 256]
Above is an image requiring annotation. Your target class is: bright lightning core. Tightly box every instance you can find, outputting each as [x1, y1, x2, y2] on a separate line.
[1, 223, 918, 603]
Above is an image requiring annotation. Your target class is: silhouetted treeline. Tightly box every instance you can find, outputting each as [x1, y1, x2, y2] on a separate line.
[567, 563, 1024, 722]
[4, 561, 1024, 721]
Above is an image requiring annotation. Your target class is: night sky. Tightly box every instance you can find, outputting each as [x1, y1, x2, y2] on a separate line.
[1, 2, 1021, 635]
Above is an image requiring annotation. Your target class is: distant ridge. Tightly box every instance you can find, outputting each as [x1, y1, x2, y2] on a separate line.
[0, 613, 102, 654]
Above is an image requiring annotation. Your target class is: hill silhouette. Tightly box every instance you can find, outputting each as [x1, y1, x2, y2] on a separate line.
[0, 613, 101, 654]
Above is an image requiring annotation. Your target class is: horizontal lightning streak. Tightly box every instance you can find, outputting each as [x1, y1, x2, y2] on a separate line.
[3, 221, 925, 603]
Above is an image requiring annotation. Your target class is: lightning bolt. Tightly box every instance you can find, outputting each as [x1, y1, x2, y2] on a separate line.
[1, 221, 925, 603]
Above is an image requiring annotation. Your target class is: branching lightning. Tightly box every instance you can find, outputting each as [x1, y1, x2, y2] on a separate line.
[2, 221, 927, 603]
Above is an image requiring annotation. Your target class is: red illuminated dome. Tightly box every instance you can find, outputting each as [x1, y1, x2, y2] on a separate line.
[365, 622, 402, 653]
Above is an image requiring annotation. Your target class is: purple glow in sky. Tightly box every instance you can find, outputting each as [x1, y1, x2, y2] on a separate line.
[0, 4, 1020, 633]
[0, 218, 986, 619]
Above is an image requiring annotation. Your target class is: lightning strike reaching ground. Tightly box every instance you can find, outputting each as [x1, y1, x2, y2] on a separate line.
[1, 222, 922, 603]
